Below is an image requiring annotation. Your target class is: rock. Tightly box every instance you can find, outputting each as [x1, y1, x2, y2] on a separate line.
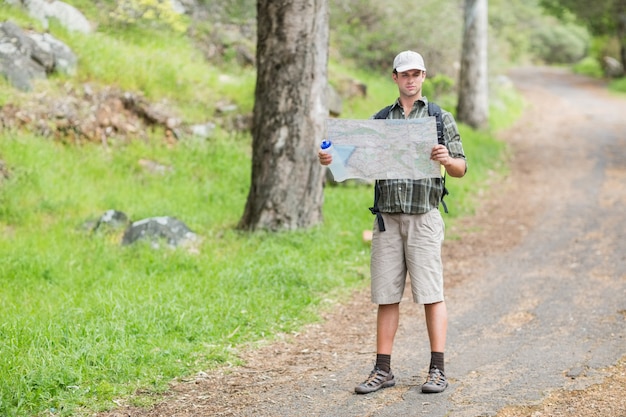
[29, 32, 78, 75]
[190, 122, 216, 139]
[0, 84, 181, 144]
[93, 210, 130, 233]
[327, 84, 343, 117]
[138, 159, 173, 175]
[336, 77, 367, 99]
[0, 21, 77, 90]
[24, 0, 92, 34]
[122, 216, 198, 249]
[602, 56, 624, 78]
[0, 21, 47, 91]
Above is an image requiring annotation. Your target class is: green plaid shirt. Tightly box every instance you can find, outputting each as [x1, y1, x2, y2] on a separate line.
[373, 97, 466, 214]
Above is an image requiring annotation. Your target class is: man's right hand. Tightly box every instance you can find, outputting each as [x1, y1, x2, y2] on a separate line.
[318, 150, 332, 166]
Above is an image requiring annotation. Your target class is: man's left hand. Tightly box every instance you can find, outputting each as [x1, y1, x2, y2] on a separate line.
[431, 144, 450, 167]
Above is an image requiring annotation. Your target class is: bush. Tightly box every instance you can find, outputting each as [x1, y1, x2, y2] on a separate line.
[609, 77, 626, 94]
[529, 20, 589, 64]
[573, 56, 604, 78]
[109, 0, 189, 32]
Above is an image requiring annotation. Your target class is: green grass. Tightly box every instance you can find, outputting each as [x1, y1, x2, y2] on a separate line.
[0, 113, 514, 416]
[0, 131, 376, 416]
[609, 76, 626, 94]
[0, 5, 521, 416]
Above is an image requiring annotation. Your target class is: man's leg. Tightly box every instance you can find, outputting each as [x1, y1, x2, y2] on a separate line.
[425, 300, 447, 352]
[422, 300, 448, 393]
[355, 303, 399, 394]
[377, 302, 400, 354]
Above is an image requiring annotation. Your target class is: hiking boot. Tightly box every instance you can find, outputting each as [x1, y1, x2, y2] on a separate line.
[421, 367, 448, 393]
[355, 367, 396, 394]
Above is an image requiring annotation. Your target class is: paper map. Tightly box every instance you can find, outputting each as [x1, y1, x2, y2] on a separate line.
[324, 117, 441, 182]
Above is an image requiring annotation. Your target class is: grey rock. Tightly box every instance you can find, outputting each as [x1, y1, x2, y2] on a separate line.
[24, 0, 92, 33]
[0, 21, 77, 90]
[29, 32, 78, 75]
[93, 210, 130, 233]
[327, 83, 343, 117]
[190, 122, 216, 139]
[603, 56, 624, 78]
[122, 216, 198, 249]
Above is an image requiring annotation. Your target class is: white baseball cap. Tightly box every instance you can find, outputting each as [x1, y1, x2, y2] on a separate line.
[393, 50, 426, 72]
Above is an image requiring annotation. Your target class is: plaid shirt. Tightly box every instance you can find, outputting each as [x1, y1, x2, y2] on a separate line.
[373, 97, 466, 214]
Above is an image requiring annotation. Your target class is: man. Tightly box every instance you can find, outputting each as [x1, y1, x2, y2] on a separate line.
[318, 50, 467, 394]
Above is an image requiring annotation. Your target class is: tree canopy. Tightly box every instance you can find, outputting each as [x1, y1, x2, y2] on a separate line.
[540, 0, 626, 66]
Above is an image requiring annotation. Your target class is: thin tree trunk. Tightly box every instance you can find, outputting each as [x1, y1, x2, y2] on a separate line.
[238, 0, 328, 231]
[457, 0, 489, 129]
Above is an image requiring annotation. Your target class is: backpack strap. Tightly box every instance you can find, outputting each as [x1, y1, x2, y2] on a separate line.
[427, 102, 449, 214]
[428, 102, 445, 145]
[373, 105, 393, 121]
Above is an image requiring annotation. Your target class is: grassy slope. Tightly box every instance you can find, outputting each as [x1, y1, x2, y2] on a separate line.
[0, 5, 519, 417]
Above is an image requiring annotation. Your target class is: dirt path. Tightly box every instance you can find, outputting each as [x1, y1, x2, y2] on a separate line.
[101, 67, 626, 417]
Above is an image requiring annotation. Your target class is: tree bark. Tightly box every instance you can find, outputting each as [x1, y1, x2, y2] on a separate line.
[457, 0, 489, 130]
[238, 0, 329, 231]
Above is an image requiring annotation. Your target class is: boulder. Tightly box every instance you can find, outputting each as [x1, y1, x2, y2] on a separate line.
[24, 0, 92, 33]
[29, 32, 78, 75]
[603, 56, 624, 78]
[327, 83, 343, 117]
[93, 210, 130, 233]
[0, 21, 47, 90]
[0, 21, 77, 90]
[122, 216, 198, 249]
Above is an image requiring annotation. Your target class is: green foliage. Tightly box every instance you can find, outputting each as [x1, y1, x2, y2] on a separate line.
[540, 0, 626, 71]
[54, 27, 255, 121]
[573, 56, 604, 78]
[529, 18, 590, 64]
[194, 0, 256, 22]
[329, 0, 464, 77]
[540, 0, 622, 36]
[109, 0, 189, 33]
[609, 77, 626, 94]
[0, 132, 370, 416]
[488, 0, 542, 63]
[0, 2, 43, 29]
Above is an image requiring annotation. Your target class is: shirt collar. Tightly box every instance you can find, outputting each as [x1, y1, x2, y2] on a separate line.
[391, 97, 429, 112]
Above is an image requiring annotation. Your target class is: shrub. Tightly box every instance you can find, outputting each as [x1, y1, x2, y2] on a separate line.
[110, 0, 189, 32]
[573, 56, 603, 78]
[529, 20, 589, 64]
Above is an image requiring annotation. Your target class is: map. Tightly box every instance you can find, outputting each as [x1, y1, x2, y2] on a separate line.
[324, 117, 441, 182]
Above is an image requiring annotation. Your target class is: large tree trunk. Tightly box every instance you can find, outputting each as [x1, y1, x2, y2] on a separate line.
[238, 0, 329, 231]
[457, 0, 489, 129]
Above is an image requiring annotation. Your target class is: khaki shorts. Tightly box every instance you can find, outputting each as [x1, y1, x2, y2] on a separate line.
[370, 209, 445, 305]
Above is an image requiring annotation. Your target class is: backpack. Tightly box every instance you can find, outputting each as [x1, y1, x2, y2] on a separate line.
[369, 101, 449, 232]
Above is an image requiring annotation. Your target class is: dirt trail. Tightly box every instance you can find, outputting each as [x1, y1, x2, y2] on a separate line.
[101, 67, 626, 417]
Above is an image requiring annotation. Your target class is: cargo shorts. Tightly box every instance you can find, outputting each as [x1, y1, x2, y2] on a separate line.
[370, 209, 445, 305]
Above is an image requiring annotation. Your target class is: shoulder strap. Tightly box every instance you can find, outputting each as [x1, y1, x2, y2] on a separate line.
[373, 105, 393, 120]
[427, 101, 445, 145]
[427, 101, 449, 213]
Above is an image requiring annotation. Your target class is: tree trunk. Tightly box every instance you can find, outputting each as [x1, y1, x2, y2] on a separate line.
[238, 0, 329, 231]
[457, 0, 489, 129]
